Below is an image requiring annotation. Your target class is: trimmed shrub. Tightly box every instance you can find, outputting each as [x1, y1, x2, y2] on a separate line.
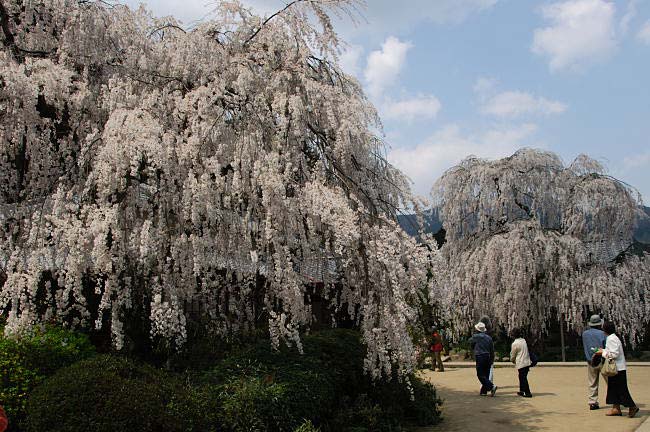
[22, 329, 441, 432]
[0, 326, 95, 430]
[24, 355, 186, 432]
[197, 329, 441, 432]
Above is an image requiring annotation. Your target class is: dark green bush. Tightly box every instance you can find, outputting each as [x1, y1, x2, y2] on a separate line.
[197, 329, 441, 432]
[25, 355, 187, 432]
[0, 326, 95, 429]
[408, 378, 444, 426]
[21, 329, 441, 432]
[198, 346, 337, 431]
[329, 394, 383, 432]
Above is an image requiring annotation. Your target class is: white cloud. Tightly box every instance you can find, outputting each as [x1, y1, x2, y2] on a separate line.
[388, 123, 538, 196]
[473, 77, 498, 95]
[623, 152, 650, 169]
[638, 20, 650, 44]
[382, 95, 442, 123]
[620, 0, 639, 35]
[364, 37, 413, 98]
[474, 78, 567, 118]
[532, 0, 617, 72]
[481, 91, 567, 118]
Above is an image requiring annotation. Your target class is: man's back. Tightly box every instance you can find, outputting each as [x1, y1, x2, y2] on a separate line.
[582, 328, 606, 361]
[470, 332, 493, 357]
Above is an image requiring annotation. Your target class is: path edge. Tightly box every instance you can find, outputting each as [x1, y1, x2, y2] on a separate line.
[636, 414, 650, 432]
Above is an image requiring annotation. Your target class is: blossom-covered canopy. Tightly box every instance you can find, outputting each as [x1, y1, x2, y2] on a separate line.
[432, 149, 650, 342]
[0, 0, 433, 377]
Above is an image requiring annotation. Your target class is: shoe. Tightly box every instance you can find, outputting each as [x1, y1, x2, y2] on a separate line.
[605, 409, 622, 416]
[523, 393, 532, 398]
[589, 403, 599, 410]
[480, 392, 488, 396]
[517, 392, 525, 397]
[628, 406, 639, 418]
[491, 386, 498, 397]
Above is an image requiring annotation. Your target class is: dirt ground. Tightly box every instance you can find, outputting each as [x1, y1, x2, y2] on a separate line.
[418, 366, 650, 432]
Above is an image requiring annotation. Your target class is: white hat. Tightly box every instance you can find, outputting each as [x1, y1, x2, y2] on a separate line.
[474, 322, 487, 332]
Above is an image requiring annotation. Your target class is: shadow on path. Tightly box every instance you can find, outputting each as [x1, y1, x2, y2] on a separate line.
[427, 386, 556, 431]
[416, 367, 649, 432]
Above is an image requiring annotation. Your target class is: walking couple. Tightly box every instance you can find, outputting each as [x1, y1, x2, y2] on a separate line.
[470, 320, 533, 398]
[583, 314, 639, 418]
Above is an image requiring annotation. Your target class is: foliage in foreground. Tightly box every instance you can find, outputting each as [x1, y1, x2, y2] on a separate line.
[23, 329, 442, 432]
[192, 329, 442, 431]
[25, 355, 186, 432]
[0, 325, 96, 430]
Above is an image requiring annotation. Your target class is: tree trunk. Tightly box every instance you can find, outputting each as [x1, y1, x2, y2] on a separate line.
[560, 314, 566, 362]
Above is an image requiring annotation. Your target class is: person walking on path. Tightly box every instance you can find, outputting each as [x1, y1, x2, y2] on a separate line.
[470, 321, 497, 396]
[479, 316, 496, 385]
[594, 321, 640, 418]
[582, 314, 606, 410]
[430, 326, 445, 372]
[510, 328, 532, 398]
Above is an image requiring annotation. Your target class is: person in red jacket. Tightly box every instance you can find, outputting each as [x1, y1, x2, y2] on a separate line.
[0, 405, 8, 432]
[430, 326, 445, 372]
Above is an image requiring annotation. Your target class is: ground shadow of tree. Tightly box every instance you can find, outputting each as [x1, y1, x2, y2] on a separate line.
[415, 369, 558, 432]
[415, 367, 648, 432]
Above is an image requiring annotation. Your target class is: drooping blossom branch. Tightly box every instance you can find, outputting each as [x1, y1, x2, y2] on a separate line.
[0, 0, 432, 378]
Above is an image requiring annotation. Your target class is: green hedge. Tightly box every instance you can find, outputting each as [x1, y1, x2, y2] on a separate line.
[23, 329, 441, 432]
[0, 326, 95, 430]
[25, 355, 188, 432]
[196, 329, 442, 432]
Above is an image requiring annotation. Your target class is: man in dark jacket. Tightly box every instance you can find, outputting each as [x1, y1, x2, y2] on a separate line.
[470, 321, 497, 396]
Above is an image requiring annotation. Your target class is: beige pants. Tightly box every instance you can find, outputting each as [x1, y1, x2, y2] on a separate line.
[588, 363, 602, 404]
[432, 351, 445, 371]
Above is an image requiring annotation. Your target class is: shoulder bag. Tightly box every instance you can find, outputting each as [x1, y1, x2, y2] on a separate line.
[601, 357, 618, 377]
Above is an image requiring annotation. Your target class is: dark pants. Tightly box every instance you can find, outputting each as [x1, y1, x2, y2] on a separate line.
[606, 370, 636, 408]
[518, 366, 531, 395]
[475, 354, 494, 394]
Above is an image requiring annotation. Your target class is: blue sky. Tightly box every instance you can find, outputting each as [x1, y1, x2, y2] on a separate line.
[122, 0, 650, 202]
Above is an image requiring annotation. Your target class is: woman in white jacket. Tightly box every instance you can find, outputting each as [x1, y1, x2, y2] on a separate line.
[595, 321, 639, 418]
[510, 328, 532, 398]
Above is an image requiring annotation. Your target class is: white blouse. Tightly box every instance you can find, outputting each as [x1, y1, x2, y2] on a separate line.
[510, 338, 532, 370]
[602, 333, 626, 371]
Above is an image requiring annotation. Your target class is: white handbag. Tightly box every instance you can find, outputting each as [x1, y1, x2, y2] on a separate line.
[601, 357, 618, 377]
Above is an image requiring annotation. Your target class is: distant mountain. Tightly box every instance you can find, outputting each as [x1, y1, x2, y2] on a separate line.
[397, 210, 441, 238]
[398, 206, 650, 245]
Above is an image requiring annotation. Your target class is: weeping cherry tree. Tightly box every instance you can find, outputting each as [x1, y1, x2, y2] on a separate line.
[431, 149, 650, 342]
[0, 0, 435, 378]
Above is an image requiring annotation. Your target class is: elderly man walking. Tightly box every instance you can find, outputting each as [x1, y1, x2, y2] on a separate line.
[470, 321, 497, 396]
[582, 314, 606, 410]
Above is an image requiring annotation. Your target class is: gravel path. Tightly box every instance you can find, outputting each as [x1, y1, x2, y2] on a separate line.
[418, 365, 650, 432]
